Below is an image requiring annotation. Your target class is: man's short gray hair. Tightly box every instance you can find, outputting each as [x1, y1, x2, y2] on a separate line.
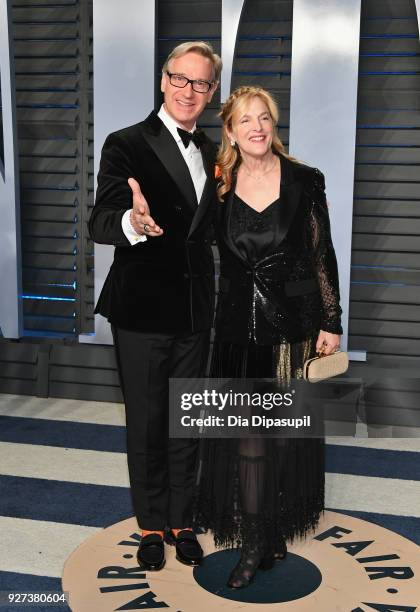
[162, 41, 222, 83]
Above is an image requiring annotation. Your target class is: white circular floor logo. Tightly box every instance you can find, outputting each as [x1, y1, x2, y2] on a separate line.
[62, 511, 419, 611]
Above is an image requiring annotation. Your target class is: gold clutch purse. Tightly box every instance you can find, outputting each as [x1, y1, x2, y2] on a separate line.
[303, 351, 349, 383]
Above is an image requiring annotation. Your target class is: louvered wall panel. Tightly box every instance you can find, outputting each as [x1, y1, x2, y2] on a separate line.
[349, 0, 420, 362]
[0, 341, 39, 396]
[233, 0, 293, 147]
[48, 344, 122, 402]
[12, 0, 92, 337]
[80, 0, 94, 333]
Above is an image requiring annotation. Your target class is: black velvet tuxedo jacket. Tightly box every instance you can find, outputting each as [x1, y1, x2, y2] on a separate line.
[89, 111, 217, 333]
[215, 153, 343, 346]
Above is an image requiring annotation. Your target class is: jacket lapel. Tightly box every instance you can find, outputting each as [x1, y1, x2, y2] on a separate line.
[223, 176, 249, 265]
[200, 137, 214, 182]
[273, 153, 302, 248]
[142, 111, 198, 213]
[187, 138, 217, 238]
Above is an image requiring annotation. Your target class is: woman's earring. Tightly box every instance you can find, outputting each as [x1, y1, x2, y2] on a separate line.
[230, 139, 236, 147]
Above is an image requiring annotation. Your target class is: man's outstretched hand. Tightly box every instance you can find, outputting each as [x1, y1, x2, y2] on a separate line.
[127, 177, 163, 237]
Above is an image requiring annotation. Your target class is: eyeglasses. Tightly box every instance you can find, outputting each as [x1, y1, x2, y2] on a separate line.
[166, 71, 213, 94]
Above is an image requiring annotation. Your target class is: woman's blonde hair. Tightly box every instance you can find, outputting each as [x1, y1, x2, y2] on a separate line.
[217, 86, 288, 200]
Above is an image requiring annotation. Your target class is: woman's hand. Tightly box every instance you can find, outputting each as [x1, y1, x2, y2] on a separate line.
[316, 330, 340, 356]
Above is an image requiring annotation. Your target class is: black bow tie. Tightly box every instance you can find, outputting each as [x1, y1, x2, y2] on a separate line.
[177, 127, 205, 149]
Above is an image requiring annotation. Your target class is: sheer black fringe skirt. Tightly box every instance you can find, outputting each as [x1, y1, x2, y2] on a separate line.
[192, 336, 325, 550]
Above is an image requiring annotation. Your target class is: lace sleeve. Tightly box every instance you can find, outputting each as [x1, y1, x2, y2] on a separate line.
[310, 169, 343, 334]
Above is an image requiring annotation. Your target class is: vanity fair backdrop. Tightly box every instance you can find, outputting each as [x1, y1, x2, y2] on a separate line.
[0, 2, 419, 610]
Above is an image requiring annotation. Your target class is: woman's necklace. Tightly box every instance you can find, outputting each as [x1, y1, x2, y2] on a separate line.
[241, 157, 278, 181]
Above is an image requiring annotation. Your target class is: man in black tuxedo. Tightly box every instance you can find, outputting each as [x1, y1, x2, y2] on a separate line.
[88, 42, 221, 570]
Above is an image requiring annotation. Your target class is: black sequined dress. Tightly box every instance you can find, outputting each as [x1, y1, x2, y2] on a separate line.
[193, 193, 325, 551]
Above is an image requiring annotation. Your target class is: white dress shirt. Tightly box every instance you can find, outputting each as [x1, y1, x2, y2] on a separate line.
[121, 104, 207, 245]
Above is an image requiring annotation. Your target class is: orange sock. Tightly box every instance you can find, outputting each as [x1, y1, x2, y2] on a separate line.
[141, 529, 164, 538]
[171, 527, 193, 537]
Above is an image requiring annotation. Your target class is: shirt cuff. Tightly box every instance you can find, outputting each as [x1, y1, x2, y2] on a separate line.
[121, 209, 147, 245]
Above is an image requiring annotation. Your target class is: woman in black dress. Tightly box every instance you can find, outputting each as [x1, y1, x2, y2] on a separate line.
[193, 86, 343, 588]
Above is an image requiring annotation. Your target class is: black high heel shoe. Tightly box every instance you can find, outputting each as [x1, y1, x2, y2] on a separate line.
[227, 547, 275, 589]
[274, 535, 287, 561]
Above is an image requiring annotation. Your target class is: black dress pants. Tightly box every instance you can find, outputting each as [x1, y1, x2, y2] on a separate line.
[112, 326, 210, 531]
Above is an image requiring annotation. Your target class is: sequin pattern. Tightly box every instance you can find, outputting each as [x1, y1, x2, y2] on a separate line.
[217, 170, 343, 345]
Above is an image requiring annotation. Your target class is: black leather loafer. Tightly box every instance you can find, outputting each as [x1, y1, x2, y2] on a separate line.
[137, 533, 165, 571]
[165, 529, 203, 566]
